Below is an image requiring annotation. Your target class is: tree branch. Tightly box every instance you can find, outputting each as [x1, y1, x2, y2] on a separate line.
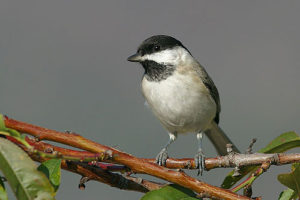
[16, 133, 300, 172]
[6, 136, 163, 193]
[4, 116, 252, 200]
[30, 152, 158, 193]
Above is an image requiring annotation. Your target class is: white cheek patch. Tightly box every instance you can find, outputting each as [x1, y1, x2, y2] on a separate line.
[145, 49, 179, 65]
[141, 46, 191, 66]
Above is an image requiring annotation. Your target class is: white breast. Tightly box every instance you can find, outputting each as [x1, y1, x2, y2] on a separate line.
[142, 70, 216, 134]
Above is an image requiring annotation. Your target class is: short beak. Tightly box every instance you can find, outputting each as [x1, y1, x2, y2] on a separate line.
[127, 53, 143, 62]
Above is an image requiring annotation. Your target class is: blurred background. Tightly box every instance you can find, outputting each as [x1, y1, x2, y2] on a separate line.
[1, 0, 300, 199]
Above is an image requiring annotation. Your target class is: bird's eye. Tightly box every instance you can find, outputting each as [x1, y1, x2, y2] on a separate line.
[154, 45, 160, 51]
[138, 49, 144, 56]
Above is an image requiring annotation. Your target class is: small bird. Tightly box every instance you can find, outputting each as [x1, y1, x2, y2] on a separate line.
[127, 35, 239, 174]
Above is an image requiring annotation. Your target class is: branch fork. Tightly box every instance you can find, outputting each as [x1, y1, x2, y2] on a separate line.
[2, 116, 300, 200]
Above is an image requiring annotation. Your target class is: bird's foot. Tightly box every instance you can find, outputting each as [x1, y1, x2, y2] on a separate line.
[155, 148, 168, 166]
[194, 150, 206, 176]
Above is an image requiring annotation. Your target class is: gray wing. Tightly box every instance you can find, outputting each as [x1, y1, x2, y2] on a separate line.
[194, 62, 221, 124]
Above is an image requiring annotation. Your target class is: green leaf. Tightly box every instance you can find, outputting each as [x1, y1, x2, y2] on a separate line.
[259, 132, 300, 153]
[0, 175, 8, 200]
[0, 114, 5, 131]
[0, 114, 20, 137]
[222, 131, 300, 189]
[140, 184, 198, 200]
[38, 159, 61, 192]
[5, 128, 21, 137]
[278, 188, 297, 200]
[0, 138, 55, 200]
[278, 163, 300, 197]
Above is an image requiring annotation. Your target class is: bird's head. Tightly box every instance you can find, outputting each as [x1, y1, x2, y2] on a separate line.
[127, 35, 192, 68]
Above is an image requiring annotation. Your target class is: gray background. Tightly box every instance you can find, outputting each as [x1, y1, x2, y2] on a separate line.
[1, 0, 300, 199]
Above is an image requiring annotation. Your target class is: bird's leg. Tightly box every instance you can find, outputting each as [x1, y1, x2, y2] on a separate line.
[194, 132, 205, 175]
[155, 132, 177, 166]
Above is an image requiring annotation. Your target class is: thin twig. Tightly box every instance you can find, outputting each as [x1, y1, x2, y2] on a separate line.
[231, 162, 271, 193]
[25, 147, 162, 193]
[246, 138, 257, 154]
[7, 136, 129, 172]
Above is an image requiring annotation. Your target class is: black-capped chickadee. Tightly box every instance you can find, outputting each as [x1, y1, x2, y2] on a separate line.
[127, 35, 239, 174]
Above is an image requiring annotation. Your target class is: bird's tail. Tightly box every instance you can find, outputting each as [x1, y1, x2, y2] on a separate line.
[204, 121, 240, 156]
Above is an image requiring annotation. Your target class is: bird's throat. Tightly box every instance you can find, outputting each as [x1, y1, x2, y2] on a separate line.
[141, 60, 175, 82]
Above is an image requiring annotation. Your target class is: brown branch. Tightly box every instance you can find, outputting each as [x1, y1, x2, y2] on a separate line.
[145, 152, 300, 170]
[23, 137, 129, 172]
[19, 134, 300, 172]
[7, 136, 163, 192]
[25, 136, 299, 198]
[7, 130, 300, 199]
[4, 116, 251, 200]
[19, 142, 163, 193]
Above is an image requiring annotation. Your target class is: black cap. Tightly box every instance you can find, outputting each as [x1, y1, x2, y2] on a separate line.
[137, 35, 186, 56]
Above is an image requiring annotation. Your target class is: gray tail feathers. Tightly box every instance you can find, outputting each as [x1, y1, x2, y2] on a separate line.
[204, 122, 240, 156]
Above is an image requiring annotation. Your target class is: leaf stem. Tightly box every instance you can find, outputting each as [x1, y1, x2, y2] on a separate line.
[232, 162, 271, 193]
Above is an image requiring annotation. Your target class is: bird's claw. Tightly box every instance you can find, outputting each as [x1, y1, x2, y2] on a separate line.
[155, 148, 168, 166]
[194, 150, 205, 176]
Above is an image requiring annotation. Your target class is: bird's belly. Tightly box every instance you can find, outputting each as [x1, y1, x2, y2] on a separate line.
[142, 72, 216, 133]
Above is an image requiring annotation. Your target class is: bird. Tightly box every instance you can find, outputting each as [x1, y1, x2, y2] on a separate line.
[127, 35, 239, 175]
